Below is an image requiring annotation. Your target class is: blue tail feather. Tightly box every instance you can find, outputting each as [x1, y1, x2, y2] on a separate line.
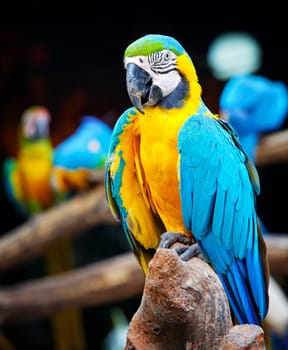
[219, 259, 261, 325]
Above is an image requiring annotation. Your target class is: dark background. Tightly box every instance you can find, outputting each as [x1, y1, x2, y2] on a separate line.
[1, 6, 287, 153]
[0, 4, 287, 349]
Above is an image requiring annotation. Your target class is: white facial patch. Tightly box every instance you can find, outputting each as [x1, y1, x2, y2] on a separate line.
[124, 50, 181, 98]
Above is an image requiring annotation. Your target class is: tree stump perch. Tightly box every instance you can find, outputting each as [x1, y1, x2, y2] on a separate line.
[125, 248, 266, 350]
[221, 324, 266, 349]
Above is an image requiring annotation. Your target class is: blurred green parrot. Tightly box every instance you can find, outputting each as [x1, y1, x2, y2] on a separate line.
[105, 34, 270, 326]
[2, 105, 86, 350]
[3, 106, 54, 215]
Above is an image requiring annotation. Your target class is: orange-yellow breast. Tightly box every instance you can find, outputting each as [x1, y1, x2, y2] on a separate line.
[138, 106, 190, 234]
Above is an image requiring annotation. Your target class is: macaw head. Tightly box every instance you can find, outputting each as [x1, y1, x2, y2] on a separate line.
[124, 34, 202, 113]
[20, 105, 51, 142]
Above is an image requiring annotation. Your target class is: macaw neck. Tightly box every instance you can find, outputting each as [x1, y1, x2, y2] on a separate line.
[196, 98, 216, 116]
[20, 137, 51, 147]
[157, 73, 202, 116]
[139, 97, 212, 149]
[19, 138, 53, 158]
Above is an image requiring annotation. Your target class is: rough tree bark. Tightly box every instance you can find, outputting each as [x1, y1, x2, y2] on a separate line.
[124, 248, 266, 350]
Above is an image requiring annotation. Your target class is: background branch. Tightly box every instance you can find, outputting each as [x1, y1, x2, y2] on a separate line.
[256, 129, 288, 166]
[0, 231, 286, 325]
[264, 234, 288, 276]
[0, 252, 144, 324]
[0, 185, 115, 271]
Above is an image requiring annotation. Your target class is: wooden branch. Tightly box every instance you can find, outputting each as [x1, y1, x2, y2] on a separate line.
[0, 234, 285, 327]
[124, 248, 265, 350]
[0, 185, 116, 271]
[256, 129, 288, 166]
[0, 194, 286, 277]
[0, 252, 144, 324]
[87, 169, 105, 184]
[264, 234, 288, 276]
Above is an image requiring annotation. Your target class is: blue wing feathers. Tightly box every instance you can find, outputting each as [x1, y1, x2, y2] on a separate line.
[227, 263, 260, 324]
[212, 186, 226, 243]
[221, 206, 234, 248]
[178, 113, 268, 324]
[218, 260, 261, 325]
[179, 169, 193, 229]
[191, 180, 215, 236]
[220, 273, 244, 323]
[247, 242, 268, 319]
[229, 263, 256, 323]
[232, 216, 245, 257]
[237, 216, 251, 258]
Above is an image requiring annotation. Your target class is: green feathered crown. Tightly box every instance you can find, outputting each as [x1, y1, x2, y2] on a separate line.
[125, 34, 185, 57]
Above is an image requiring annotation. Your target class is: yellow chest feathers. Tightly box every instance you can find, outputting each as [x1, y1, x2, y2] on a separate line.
[137, 107, 189, 232]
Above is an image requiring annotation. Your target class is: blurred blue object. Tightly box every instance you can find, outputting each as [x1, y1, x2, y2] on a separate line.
[53, 115, 112, 170]
[219, 74, 288, 162]
[52, 115, 112, 196]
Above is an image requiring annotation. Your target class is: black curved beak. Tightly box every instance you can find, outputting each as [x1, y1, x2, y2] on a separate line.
[126, 63, 152, 114]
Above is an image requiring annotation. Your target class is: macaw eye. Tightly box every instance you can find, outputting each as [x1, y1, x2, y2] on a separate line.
[163, 51, 171, 61]
[148, 50, 176, 75]
[149, 50, 172, 65]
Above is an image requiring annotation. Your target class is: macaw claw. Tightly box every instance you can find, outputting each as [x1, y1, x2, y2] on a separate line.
[159, 232, 207, 263]
[159, 231, 191, 249]
[176, 243, 207, 262]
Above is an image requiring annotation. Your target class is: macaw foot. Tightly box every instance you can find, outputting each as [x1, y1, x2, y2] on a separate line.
[176, 243, 207, 262]
[159, 232, 191, 249]
[159, 232, 207, 262]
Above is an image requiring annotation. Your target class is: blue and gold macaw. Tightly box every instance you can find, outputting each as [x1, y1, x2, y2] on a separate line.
[51, 115, 112, 198]
[105, 34, 270, 326]
[2, 106, 86, 350]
